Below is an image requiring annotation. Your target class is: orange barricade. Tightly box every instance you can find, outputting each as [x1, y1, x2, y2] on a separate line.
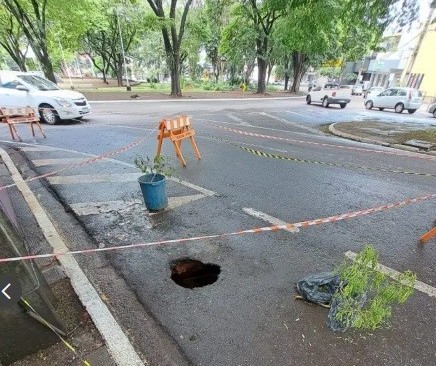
[419, 219, 436, 244]
[156, 115, 201, 166]
[0, 106, 46, 142]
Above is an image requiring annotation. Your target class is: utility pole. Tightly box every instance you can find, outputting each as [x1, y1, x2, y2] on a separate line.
[402, 7, 435, 86]
[116, 8, 131, 91]
[57, 37, 74, 89]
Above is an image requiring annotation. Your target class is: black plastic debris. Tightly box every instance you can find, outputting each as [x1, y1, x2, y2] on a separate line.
[296, 272, 340, 305]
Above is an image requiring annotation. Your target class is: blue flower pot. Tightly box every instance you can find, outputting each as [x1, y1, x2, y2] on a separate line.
[138, 173, 168, 211]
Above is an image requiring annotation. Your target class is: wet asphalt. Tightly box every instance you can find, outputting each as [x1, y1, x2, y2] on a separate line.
[2, 96, 435, 366]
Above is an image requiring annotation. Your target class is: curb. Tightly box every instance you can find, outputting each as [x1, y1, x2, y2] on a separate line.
[328, 123, 436, 157]
[0, 148, 146, 366]
[88, 96, 306, 103]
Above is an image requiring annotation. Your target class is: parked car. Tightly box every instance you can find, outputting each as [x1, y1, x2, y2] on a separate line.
[351, 84, 363, 96]
[0, 71, 91, 124]
[428, 103, 436, 118]
[306, 83, 351, 108]
[364, 86, 385, 99]
[364, 87, 423, 114]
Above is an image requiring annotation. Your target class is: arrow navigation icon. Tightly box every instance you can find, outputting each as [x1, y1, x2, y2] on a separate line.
[2, 283, 11, 299]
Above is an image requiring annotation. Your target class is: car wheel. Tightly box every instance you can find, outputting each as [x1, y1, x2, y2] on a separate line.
[365, 100, 373, 110]
[394, 103, 404, 113]
[407, 109, 416, 114]
[378, 108, 384, 111]
[39, 104, 60, 125]
[340, 103, 346, 109]
[306, 95, 311, 105]
[433, 110, 436, 118]
[322, 97, 329, 108]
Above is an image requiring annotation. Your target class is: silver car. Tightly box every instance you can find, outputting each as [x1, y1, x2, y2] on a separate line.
[364, 87, 423, 114]
[428, 103, 436, 118]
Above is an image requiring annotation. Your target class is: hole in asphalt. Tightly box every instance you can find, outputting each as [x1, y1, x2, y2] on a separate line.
[170, 258, 220, 289]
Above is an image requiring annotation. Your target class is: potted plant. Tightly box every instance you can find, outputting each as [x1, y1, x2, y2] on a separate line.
[134, 155, 173, 211]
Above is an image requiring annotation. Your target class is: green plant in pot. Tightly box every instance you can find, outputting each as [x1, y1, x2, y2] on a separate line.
[134, 155, 174, 211]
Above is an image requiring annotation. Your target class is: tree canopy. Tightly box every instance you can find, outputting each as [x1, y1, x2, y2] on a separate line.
[0, 0, 422, 93]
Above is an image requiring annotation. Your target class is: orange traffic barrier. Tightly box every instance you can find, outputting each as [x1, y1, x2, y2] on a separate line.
[419, 220, 436, 244]
[0, 106, 46, 141]
[156, 115, 201, 166]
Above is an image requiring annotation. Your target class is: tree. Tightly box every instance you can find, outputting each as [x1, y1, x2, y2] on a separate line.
[145, 0, 193, 97]
[220, 7, 257, 85]
[2, 0, 97, 83]
[201, 0, 234, 83]
[239, 0, 286, 94]
[0, 7, 28, 71]
[2, 0, 57, 81]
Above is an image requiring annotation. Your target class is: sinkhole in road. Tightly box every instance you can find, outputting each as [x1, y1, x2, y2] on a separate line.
[170, 259, 221, 289]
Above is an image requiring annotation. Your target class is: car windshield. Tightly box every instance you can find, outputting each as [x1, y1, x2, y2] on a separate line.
[18, 75, 59, 91]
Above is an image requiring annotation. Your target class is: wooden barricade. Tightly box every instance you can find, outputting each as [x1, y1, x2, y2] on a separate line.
[156, 115, 201, 166]
[0, 106, 46, 142]
[419, 219, 436, 244]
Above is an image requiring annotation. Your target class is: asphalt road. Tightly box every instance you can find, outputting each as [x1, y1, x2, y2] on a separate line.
[2, 96, 436, 366]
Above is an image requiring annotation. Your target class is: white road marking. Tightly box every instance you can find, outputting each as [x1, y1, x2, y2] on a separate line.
[70, 194, 207, 216]
[242, 207, 300, 233]
[345, 251, 436, 299]
[33, 158, 89, 167]
[47, 173, 141, 185]
[258, 112, 325, 136]
[168, 177, 215, 196]
[19, 146, 60, 152]
[227, 114, 251, 126]
[1, 140, 216, 197]
[0, 147, 146, 366]
[70, 199, 143, 216]
[149, 194, 206, 215]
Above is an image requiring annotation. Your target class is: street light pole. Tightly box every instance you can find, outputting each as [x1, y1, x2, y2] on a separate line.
[116, 8, 131, 91]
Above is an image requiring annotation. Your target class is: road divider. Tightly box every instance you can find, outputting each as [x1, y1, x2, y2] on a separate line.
[0, 192, 434, 263]
[206, 123, 436, 161]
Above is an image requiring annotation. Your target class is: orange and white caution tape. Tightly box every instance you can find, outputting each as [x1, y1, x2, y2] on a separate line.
[0, 128, 156, 192]
[0, 192, 434, 264]
[207, 123, 436, 161]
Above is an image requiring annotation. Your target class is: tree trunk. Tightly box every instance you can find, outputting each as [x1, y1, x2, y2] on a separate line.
[257, 57, 267, 93]
[284, 73, 289, 90]
[170, 50, 181, 97]
[266, 62, 273, 85]
[256, 38, 268, 94]
[116, 54, 123, 86]
[40, 51, 56, 83]
[290, 52, 306, 93]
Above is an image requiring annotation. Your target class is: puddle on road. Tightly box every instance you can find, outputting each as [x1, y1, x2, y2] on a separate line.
[170, 258, 220, 289]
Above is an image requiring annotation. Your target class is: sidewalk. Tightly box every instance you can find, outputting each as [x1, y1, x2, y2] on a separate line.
[329, 119, 436, 155]
[0, 148, 117, 366]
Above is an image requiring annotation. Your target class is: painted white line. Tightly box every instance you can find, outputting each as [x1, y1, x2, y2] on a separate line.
[242, 207, 300, 233]
[89, 96, 305, 104]
[168, 177, 216, 196]
[2, 140, 217, 197]
[227, 114, 251, 126]
[47, 173, 141, 185]
[71, 194, 206, 216]
[33, 158, 89, 167]
[19, 146, 60, 152]
[258, 112, 324, 136]
[70, 199, 143, 216]
[345, 251, 436, 299]
[0, 148, 146, 366]
[149, 194, 206, 215]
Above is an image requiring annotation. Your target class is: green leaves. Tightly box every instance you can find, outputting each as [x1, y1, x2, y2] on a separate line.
[334, 245, 416, 331]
